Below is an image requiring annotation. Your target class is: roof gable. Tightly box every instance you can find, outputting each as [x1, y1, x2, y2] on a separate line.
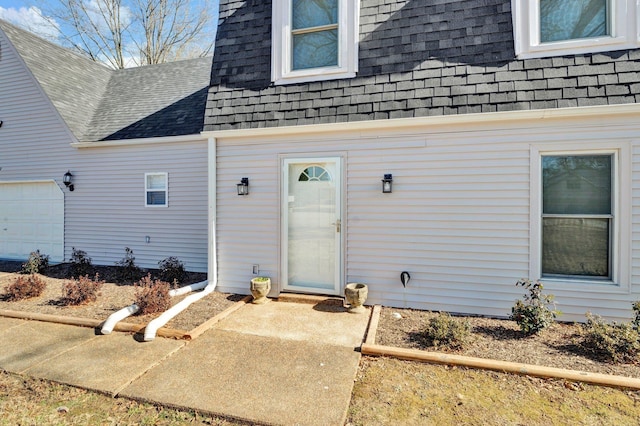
[0, 19, 113, 141]
[0, 19, 212, 142]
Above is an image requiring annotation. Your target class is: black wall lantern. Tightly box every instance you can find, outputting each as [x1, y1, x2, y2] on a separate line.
[237, 177, 249, 195]
[63, 170, 74, 191]
[382, 173, 393, 193]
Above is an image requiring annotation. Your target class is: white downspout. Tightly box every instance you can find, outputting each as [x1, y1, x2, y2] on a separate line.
[100, 280, 209, 335]
[142, 136, 219, 341]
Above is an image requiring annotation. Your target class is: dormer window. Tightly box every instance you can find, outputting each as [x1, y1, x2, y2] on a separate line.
[512, 0, 639, 59]
[272, 0, 359, 85]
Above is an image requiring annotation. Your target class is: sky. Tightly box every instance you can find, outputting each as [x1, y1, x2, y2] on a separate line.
[0, 0, 220, 65]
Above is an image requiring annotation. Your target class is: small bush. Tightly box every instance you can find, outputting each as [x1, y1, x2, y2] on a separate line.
[581, 313, 640, 364]
[62, 274, 104, 306]
[69, 247, 93, 278]
[158, 256, 186, 284]
[632, 301, 640, 331]
[422, 312, 472, 351]
[20, 250, 49, 274]
[510, 279, 560, 335]
[3, 274, 46, 301]
[134, 274, 171, 315]
[115, 247, 142, 283]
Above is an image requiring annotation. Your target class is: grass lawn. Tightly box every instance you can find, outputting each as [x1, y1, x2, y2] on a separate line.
[348, 357, 640, 426]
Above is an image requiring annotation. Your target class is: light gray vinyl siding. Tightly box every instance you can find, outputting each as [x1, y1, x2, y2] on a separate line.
[67, 141, 209, 271]
[215, 114, 640, 322]
[1, 29, 208, 272]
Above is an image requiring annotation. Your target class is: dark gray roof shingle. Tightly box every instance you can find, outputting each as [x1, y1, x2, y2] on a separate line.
[204, 0, 640, 131]
[1, 19, 211, 141]
[84, 57, 212, 141]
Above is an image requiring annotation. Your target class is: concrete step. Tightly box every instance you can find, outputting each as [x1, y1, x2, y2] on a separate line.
[277, 293, 344, 306]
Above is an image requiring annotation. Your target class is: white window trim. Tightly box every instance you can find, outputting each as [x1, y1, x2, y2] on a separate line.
[529, 142, 631, 294]
[512, 0, 639, 59]
[145, 172, 168, 208]
[271, 0, 359, 85]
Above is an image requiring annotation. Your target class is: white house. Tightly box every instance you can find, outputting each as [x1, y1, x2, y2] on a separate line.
[0, 20, 211, 272]
[202, 0, 640, 322]
[3, 0, 640, 323]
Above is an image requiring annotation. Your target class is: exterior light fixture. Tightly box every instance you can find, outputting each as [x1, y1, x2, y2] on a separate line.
[382, 174, 393, 193]
[237, 177, 249, 195]
[63, 170, 74, 191]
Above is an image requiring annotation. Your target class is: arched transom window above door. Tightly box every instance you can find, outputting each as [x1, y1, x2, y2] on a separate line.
[298, 165, 332, 182]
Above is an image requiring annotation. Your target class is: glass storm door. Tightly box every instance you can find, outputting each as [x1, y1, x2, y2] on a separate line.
[282, 158, 342, 295]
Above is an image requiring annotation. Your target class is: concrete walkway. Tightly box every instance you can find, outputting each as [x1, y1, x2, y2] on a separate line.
[0, 297, 371, 425]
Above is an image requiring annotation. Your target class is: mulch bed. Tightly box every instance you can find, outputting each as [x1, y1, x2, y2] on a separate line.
[0, 261, 243, 332]
[375, 307, 640, 379]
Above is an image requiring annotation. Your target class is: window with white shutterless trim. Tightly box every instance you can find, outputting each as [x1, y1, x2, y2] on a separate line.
[530, 143, 631, 290]
[271, 0, 359, 85]
[512, 0, 638, 59]
[145, 173, 168, 207]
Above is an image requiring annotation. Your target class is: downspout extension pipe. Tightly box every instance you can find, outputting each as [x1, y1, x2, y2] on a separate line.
[100, 280, 209, 335]
[143, 280, 216, 341]
[101, 304, 139, 334]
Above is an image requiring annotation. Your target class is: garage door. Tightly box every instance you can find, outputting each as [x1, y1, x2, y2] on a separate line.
[0, 181, 64, 262]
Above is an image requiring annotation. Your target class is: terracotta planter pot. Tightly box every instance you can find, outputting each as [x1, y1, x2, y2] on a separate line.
[250, 277, 271, 304]
[345, 283, 368, 313]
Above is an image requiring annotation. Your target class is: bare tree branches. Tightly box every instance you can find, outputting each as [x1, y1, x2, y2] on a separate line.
[36, 0, 214, 68]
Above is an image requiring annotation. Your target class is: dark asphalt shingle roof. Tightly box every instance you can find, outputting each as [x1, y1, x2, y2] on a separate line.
[0, 19, 211, 142]
[85, 57, 212, 141]
[204, 0, 640, 131]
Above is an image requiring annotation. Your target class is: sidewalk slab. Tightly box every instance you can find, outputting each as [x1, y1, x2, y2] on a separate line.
[121, 329, 361, 426]
[0, 320, 97, 373]
[216, 301, 370, 347]
[0, 316, 24, 333]
[24, 332, 186, 396]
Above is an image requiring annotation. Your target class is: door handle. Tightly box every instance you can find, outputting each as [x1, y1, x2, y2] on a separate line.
[331, 219, 341, 233]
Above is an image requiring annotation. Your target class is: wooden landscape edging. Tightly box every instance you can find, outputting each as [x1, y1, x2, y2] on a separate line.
[362, 305, 640, 390]
[0, 294, 254, 341]
[0, 309, 187, 339]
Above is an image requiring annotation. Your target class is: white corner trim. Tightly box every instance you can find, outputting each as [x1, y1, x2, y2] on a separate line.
[71, 134, 207, 149]
[202, 103, 640, 140]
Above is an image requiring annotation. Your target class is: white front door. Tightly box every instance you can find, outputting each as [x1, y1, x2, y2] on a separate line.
[282, 158, 342, 295]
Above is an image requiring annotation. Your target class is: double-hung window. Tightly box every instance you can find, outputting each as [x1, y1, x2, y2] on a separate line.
[531, 145, 630, 288]
[541, 154, 613, 279]
[512, 0, 638, 58]
[272, 0, 359, 84]
[145, 173, 168, 207]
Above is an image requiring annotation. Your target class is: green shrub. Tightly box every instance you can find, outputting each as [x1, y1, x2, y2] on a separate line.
[422, 312, 472, 351]
[134, 274, 171, 315]
[581, 313, 640, 364]
[632, 301, 640, 331]
[158, 256, 186, 284]
[62, 274, 104, 305]
[20, 250, 49, 274]
[510, 279, 560, 335]
[115, 247, 142, 283]
[69, 247, 93, 278]
[4, 274, 46, 301]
